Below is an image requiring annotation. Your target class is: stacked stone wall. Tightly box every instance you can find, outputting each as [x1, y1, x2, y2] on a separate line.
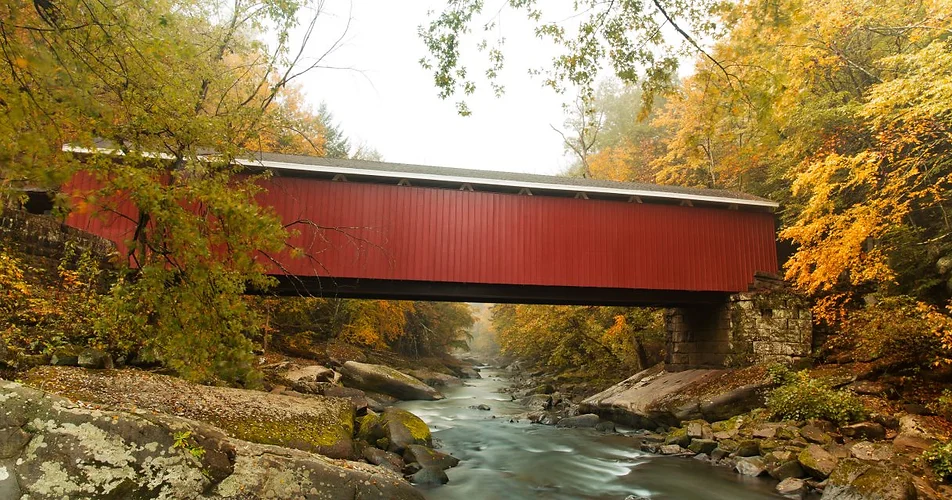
[0, 209, 116, 265]
[665, 287, 812, 371]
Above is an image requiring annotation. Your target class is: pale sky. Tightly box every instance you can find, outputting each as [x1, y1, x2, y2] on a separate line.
[291, 1, 575, 176]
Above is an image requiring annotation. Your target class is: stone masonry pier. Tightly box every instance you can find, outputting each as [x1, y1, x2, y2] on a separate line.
[665, 280, 812, 371]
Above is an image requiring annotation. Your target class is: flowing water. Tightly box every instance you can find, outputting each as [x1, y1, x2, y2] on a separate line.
[398, 367, 780, 500]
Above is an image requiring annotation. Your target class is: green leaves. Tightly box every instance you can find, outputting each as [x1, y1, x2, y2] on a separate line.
[421, 0, 727, 113]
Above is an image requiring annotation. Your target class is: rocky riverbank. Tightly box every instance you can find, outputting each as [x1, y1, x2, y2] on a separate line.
[0, 379, 421, 499]
[640, 411, 950, 498]
[499, 359, 952, 499]
[3, 353, 480, 498]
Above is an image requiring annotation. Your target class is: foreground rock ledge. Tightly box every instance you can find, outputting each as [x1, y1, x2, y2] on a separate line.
[0, 379, 423, 499]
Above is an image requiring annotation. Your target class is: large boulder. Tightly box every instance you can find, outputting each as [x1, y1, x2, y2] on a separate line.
[281, 364, 340, 393]
[404, 368, 463, 388]
[821, 458, 917, 500]
[22, 366, 357, 460]
[358, 407, 433, 454]
[579, 365, 769, 429]
[0, 380, 422, 500]
[341, 361, 444, 401]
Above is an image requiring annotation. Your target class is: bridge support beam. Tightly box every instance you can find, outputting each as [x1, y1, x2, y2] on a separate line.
[664, 286, 813, 372]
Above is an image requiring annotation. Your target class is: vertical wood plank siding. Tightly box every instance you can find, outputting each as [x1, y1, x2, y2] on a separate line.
[65, 173, 778, 292]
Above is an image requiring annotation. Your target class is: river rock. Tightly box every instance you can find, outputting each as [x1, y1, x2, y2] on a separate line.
[821, 458, 917, 500]
[659, 444, 689, 455]
[753, 423, 781, 439]
[77, 347, 113, 369]
[286, 364, 338, 382]
[321, 385, 372, 411]
[769, 460, 805, 481]
[363, 446, 406, 473]
[594, 421, 616, 432]
[840, 422, 885, 441]
[735, 456, 767, 477]
[409, 466, 449, 486]
[800, 424, 833, 444]
[892, 414, 938, 451]
[50, 346, 80, 366]
[557, 413, 600, 428]
[405, 368, 463, 388]
[735, 439, 762, 457]
[847, 380, 889, 396]
[522, 394, 553, 411]
[358, 407, 433, 454]
[776, 477, 806, 497]
[849, 441, 893, 461]
[0, 379, 422, 500]
[686, 420, 714, 439]
[687, 439, 718, 454]
[341, 361, 444, 401]
[403, 444, 460, 470]
[799, 444, 838, 479]
[457, 366, 481, 379]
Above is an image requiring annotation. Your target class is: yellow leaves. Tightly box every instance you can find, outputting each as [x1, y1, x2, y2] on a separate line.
[339, 300, 413, 349]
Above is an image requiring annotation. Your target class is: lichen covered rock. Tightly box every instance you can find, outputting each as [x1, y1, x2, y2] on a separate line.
[22, 366, 357, 460]
[0, 379, 422, 499]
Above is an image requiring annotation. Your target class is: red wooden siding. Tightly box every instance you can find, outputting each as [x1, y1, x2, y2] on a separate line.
[65, 173, 778, 293]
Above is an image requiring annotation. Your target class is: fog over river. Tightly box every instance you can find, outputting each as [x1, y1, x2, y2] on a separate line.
[398, 367, 782, 499]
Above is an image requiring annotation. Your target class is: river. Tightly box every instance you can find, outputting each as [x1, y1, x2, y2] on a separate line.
[398, 367, 781, 500]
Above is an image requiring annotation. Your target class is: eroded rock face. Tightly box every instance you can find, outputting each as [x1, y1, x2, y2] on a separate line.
[341, 361, 444, 401]
[0, 380, 422, 500]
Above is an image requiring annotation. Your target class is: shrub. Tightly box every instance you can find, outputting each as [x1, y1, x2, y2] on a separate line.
[838, 296, 951, 369]
[766, 370, 866, 424]
[922, 442, 952, 481]
[929, 390, 952, 420]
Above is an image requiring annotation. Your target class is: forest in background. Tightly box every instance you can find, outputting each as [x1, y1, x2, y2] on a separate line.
[0, 0, 950, 413]
[439, 0, 952, 385]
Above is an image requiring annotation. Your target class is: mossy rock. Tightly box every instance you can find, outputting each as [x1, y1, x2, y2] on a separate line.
[688, 438, 718, 454]
[222, 404, 355, 460]
[711, 415, 745, 433]
[824, 458, 916, 499]
[359, 408, 432, 454]
[664, 427, 690, 447]
[798, 444, 837, 479]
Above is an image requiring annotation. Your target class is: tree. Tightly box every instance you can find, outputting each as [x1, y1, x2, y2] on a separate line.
[419, 0, 730, 115]
[491, 304, 663, 376]
[567, 82, 669, 183]
[0, 0, 347, 385]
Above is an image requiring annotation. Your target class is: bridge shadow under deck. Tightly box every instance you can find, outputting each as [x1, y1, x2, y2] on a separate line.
[268, 276, 730, 307]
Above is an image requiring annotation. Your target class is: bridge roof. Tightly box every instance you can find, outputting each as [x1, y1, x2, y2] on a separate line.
[241, 152, 778, 210]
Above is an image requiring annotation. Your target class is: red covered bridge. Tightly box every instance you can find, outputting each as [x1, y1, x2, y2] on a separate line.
[64, 153, 779, 305]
